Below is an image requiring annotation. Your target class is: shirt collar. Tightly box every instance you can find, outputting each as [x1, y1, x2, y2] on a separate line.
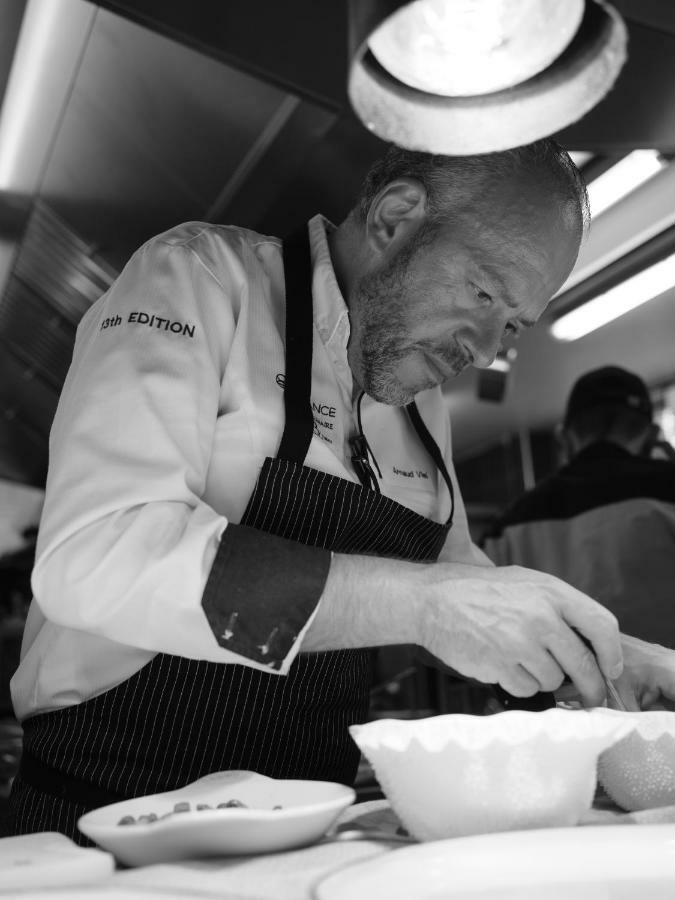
[308, 214, 351, 355]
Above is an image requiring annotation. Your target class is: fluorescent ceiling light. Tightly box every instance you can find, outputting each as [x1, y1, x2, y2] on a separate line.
[0, 0, 94, 192]
[0, 0, 60, 189]
[587, 150, 666, 219]
[551, 251, 675, 341]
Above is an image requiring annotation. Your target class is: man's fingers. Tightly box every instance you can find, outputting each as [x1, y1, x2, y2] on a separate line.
[499, 665, 540, 698]
[652, 660, 675, 704]
[498, 654, 564, 699]
[619, 633, 675, 710]
[557, 593, 623, 681]
[546, 627, 607, 707]
[523, 650, 566, 693]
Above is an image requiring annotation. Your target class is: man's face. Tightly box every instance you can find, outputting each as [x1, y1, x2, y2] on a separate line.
[348, 189, 581, 406]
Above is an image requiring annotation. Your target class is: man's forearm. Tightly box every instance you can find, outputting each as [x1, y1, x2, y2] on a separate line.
[300, 554, 625, 709]
[300, 552, 428, 651]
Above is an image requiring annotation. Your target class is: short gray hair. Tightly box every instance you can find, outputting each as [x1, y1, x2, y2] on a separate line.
[355, 139, 589, 233]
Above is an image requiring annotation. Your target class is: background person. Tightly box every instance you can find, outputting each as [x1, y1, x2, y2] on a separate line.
[484, 365, 675, 653]
[5, 143, 675, 843]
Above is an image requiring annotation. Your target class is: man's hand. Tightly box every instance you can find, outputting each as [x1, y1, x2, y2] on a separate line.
[617, 633, 675, 710]
[420, 564, 623, 707]
[307, 556, 623, 707]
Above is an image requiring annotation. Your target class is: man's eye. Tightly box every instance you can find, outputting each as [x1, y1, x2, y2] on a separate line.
[473, 285, 492, 304]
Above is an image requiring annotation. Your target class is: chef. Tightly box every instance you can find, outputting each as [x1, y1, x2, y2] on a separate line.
[5, 140, 675, 843]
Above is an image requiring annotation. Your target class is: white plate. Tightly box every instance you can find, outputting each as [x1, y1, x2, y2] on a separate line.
[0, 890, 167, 899]
[313, 823, 675, 899]
[78, 769, 355, 867]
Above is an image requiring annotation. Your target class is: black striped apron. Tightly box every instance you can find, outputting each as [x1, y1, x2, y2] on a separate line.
[5, 226, 454, 844]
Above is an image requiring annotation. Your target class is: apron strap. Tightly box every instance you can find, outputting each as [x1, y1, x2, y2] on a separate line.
[277, 226, 316, 464]
[406, 400, 455, 527]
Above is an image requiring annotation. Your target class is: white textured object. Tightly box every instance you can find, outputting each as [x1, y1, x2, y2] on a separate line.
[598, 708, 675, 811]
[0, 831, 113, 890]
[77, 770, 354, 867]
[350, 709, 632, 841]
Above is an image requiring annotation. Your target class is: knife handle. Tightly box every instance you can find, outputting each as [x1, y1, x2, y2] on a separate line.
[491, 684, 556, 711]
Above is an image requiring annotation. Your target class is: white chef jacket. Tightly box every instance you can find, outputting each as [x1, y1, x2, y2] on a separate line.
[12, 214, 487, 721]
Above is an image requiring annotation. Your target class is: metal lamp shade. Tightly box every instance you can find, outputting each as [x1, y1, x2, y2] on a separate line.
[348, 0, 628, 154]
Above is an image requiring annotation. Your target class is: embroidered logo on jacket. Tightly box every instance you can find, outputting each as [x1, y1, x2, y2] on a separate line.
[100, 311, 195, 337]
[312, 400, 337, 445]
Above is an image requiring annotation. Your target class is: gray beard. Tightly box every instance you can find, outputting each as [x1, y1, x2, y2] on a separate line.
[362, 343, 420, 406]
[355, 286, 467, 406]
[355, 277, 415, 406]
[351, 223, 467, 405]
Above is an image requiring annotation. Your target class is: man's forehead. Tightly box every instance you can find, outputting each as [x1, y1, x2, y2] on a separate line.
[434, 208, 576, 262]
[430, 207, 579, 303]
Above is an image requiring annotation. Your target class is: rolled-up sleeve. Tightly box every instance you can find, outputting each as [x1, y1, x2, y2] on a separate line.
[31, 231, 329, 673]
[203, 524, 330, 669]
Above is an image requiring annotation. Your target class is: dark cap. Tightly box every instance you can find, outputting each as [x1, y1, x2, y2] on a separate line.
[564, 366, 652, 425]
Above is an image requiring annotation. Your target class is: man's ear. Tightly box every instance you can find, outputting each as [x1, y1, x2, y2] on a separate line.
[366, 178, 428, 254]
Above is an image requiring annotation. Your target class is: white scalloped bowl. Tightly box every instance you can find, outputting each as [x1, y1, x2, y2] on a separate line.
[350, 709, 632, 841]
[597, 708, 675, 811]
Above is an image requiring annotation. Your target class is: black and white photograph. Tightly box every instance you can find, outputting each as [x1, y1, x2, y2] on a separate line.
[0, 1, 675, 897]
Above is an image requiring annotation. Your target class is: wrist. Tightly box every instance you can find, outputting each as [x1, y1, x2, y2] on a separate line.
[305, 553, 428, 651]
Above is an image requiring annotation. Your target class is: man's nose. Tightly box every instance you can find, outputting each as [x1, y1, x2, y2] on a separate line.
[471, 327, 503, 369]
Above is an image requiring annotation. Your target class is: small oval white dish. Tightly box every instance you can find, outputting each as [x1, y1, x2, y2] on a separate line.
[78, 770, 355, 866]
